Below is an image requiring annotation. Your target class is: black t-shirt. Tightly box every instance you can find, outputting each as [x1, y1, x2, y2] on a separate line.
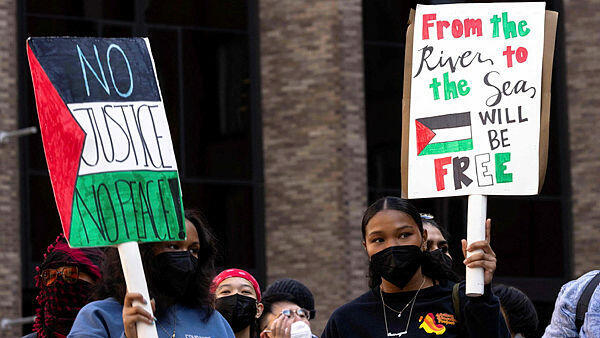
[321, 280, 510, 338]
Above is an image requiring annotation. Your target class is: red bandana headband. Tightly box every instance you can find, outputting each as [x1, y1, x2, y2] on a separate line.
[211, 268, 261, 302]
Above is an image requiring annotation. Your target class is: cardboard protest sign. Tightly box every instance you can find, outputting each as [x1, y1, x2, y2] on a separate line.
[27, 37, 185, 247]
[402, 3, 550, 199]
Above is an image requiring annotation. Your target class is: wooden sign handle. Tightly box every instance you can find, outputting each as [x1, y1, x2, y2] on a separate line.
[466, 195, 487, 297]
[117, 242, 159, 338]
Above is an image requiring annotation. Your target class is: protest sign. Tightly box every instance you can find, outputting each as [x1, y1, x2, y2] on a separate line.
[27, 37, 184, 337]
[403, 3, 546, 199]
[27, 37, 185, 248]
[401, 3, 557, 295]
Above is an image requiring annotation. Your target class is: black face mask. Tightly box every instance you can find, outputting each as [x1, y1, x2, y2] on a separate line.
[369, 245, 423, 289]
[215, 294, 258, 333]
[149, 251, 198, 299]
[430, 248, 453, 270]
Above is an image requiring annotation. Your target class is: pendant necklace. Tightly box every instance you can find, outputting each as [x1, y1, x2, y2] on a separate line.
[380, 277, 425, 337]
[155, 308, 177, 338]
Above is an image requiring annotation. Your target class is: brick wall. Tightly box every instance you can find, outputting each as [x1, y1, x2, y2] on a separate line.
[0, 0, 21, 336]
[564, 0, 600, 277]
[259, 0, 367, 332]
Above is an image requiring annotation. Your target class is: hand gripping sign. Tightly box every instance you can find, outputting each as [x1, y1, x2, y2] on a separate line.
[27, 37, 184, 337]
[401, 3, 557, 296]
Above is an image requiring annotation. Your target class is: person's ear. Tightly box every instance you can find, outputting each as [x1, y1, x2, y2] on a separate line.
[256, 302, 264, 318]
[362, 241, 371, 261]
[421, 229, 428, 251]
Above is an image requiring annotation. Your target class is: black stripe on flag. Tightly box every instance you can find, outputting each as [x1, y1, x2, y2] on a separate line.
[28, 37, 160, 104]
[417, 112, 471, 130]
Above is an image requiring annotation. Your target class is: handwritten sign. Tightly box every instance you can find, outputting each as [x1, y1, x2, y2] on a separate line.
[405, 3, 546, 198]
[27, 37, 185, 247]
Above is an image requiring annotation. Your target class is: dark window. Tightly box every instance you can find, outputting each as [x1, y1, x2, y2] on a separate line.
[18, 0, 264, 329]
[363, 1, 570, 333]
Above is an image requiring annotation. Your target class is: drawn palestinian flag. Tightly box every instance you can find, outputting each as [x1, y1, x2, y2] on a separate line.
[27, 37, 185, 248]
[416, 112, 473, 156]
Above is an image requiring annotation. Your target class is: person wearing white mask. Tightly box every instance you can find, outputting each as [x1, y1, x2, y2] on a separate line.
[258, 293, 317, 338]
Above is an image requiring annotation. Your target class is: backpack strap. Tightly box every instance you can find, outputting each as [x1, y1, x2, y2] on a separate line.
[575, 272, 600, 332]
[452, 282, 462, 323]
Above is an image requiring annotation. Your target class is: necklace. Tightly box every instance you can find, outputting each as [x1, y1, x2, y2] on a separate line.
[155, 308, 177, 338]
[382, 279, 423, 318]
[380, 277, 426, 337]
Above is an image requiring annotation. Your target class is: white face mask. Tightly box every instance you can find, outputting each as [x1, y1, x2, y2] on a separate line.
[290, 321, 312, 338]
[514, 334, 525, 338]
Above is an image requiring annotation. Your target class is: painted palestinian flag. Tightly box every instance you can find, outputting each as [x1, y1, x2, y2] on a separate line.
[27, 37, 185, 247]
[416, 112, 473, 156]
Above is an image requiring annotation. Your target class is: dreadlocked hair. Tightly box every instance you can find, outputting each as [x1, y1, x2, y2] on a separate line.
[33, 234, 104, 337]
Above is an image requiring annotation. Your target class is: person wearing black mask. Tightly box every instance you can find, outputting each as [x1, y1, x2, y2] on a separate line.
[211, 268, 264, 338]
[68, 209, 234, 337]
[321, 196, 510, 337]
[23, 234, 104, 338]
[421, 213, 456, 274]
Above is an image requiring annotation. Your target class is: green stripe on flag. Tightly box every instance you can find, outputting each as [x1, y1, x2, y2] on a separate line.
[418, 139, 473, 156]
[68, 170, 185, 247]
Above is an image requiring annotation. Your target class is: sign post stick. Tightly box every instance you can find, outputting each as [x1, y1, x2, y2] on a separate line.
[465, 194, 487, 297]
[117, 242, 159, 338]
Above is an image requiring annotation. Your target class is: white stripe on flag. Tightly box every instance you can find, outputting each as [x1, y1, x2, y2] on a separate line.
[430, 126, 471, 144]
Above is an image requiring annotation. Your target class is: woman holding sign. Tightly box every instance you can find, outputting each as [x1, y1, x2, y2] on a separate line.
[321, 197, 510, 337]
[68, 210, 235, 338]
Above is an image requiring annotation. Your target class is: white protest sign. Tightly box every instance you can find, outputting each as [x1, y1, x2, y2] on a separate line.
[406, 2, 546, 199]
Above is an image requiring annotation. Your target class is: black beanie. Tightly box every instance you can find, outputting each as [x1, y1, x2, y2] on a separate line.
[264, 278, 316, 319]
[492, 284, 538, 337]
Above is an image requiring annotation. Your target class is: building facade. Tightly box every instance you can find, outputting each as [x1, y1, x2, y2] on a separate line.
[0, 0, 598, 336]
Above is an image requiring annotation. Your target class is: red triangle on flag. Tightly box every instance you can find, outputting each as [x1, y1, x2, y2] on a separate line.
[27, 41, 85, 241]
[416, 120, 436, 155]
